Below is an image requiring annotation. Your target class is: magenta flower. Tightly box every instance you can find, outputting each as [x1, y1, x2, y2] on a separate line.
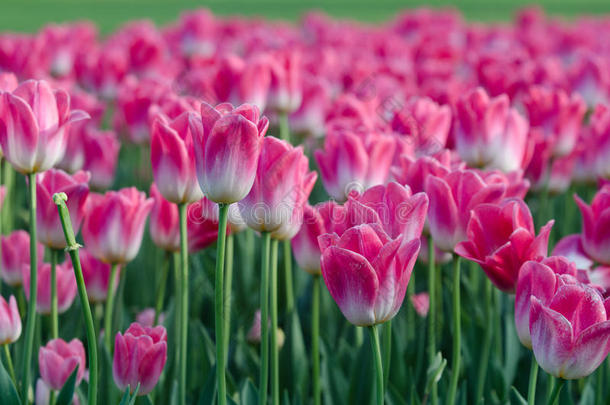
[410, 292, 430, 318]
[81, 128, 120, 190]
[186, 199, 222, 253]
[80, 248, 120, 303]
[0, 230, 44, 287]
[39, 338, 86, 390]
[0, 295, 21, 344]
[113, 323, 167, 395]
[148, 183, 180, 252]
[291, 204, 325, 275]
[23, 260, 77, 315]
[575, 185, 610, 265]
[267, 49, 302, 113]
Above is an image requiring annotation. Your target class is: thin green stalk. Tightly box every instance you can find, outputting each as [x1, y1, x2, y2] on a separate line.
[382, 320, 392, 390]
[355, 326, 363, 347]
[178, 203, 189, 405]
[475, 278, 493, 403]
[50, 249, 59, 339]
[368, 325, 384, 405]
[312, 275, 321, 405]
[104, 264, 119, 350]
[2, 344, 16, 385]
[547, 379, 565, 405]
[270, 239, 279, 405]
[427, 235, 438, 405]
[278, 112, 291, 143]
[528, 356, 539, 405]
[223, 233, 234, 363]
[53, 192, 98, 405]
[259, 232, 271, 405]
[214, 203, 229, 405]
[172, 252, 181, 383]
[283, 240, 294, 313]
[154, 252, 171, 326]
[447, 256, 462, 405]
[21, 172, 38, 400]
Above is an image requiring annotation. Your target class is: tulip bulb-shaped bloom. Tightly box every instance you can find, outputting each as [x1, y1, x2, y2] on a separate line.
[23, 261, 77, 315]
[189, 102, 269, 204]
[0, 185, 5, 209]
[113, 323, 167, 396]
[148, 183, 180, 252]
[411, 292, 430, 318]
[239, 136, 317, 240]
[186, 200, 222, 253]
[575, 185, 610, 265]
[1, 230, 44, 287]
[81, 128, 120, 190]
[0, 295, 21, 344]
[0, 79, 89, 174]
[291, 204, 325, 275]
[150, 112, 203, 204]
[80, 249, 120, 303]
[36, 169, 90, 249]
[530, 278, 610, 379]
[455, 199, 554, 293]
[38, 338, 86, 390]
[82, 188, 153, 264]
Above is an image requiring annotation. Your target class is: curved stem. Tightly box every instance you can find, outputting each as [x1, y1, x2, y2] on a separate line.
[447, 256, 462, 405]
[382, 320, 392, 390]
[2, 344, 16, 385]
[50, 249, 59, 339]
[21, 172, 37, 400]
[223, 233, 234, 363]
[283, 240, 294, 313]
[368, 325, 384, 405]
[475, 278, 493, 403]
[215, 203, 229, 405]
[312, 275, 321, 405]
[427, 235, 437, 405]
[104, 264, 119, 350]
[178, 203, 189, 405]
[259, 232, 271, 405]
[528, 356, 539, 405]
[546, 378, 564, 405]
[154, 252, 170, 326]
[270, 239, 279, 405]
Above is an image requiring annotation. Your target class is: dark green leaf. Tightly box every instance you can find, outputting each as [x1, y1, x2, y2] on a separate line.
[240, 379, 258, 405]
[509, 386, 527, 405]
[118, 387, 132, 405]
[0, 354, 21, 405]
[55, 366, 79, 405]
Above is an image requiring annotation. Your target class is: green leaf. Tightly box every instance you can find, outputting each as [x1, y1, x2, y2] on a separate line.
[127, 383, 141, 405]
[118, 386, 132, 405]
[240, 379, 258, 405]
[578, 382, 595, 405]
[55, 366, 79, 405]
[197, 365, 217, 405]
[509, 386, 527, 405]
[136, 394, 154, 405]
[279, 309, 308, 400]
[425, 352, 447, 396]
[0, 354, 21, 405]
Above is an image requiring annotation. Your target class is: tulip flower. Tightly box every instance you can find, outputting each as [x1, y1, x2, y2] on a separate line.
[39, 338, 86, 390]
[246, 309, 285, 348]
[0, 230, 44, 287]
[150, 111, 203, 204]
[0, 72, 18, 92]
[552, 234, 594, 271]
[186, 198, 223, 253]
[189, 102, 269, 204]
[455, 198, 554, 293]
[81, 128, 120, 190]
[0, 185, 5, 208]
[113, 323, 167, 396]
[136, 308, 165, 327]
[36, 169, 90, 249]
[391, 150, 456, 194]
[149, 183, 180, 252]
[0, 295, 21, 344]
[291, 204, 325, 275]
[0, 79, 89, 174]
[575, 185, 610, 265]
[82, 187, 153, 264]
[267, 49, 302, 114]
[410, 292, 430, 317]
[80, 249, 120, 303]
[22, 261, 77, 315]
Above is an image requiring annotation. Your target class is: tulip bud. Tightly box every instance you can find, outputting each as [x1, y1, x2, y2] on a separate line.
[80, 249, 120, 303]
[23, 260, 77, 315]
[1, 230, 44, 287]
[39, 338, 86, 390]
[0, 295, 21, 344]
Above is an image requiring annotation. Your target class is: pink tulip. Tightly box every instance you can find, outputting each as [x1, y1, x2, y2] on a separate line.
[189, 102, 269, 204]
[0, 295, 21, 344]
[81, 128, 120, 190]
[186, 197, 223, 253]
[267, 50, 302, 114]
[23, 260, 77, 315]
[410, 292, 430, 318]
[150, 111, 203, 204]
[246, 309, 285, 347]
[319, 223, 420, 326]
[39, 338, 86, 390]
[291, 204, 325, 275]
[454, 87, 529, 172]
[113, 323, 167, 395]
[315, 130, 396, 202]
[82, 188, 153, 264]
[0, 79, 89, 174]
[0, 72, 18, 92]
[391, 150, 455, 194]
[80, 248, 120, 303]
[36, 169, 90, 249]
[189, 196, 245, 233]
[425, 169, 507, 251]
[149, 183, 180, 252]
[239, 55, 271, 112]
[589, 105, 610, 180]
[530, 277, 610, 379]
[136, 308, 165, 327]
[455, 199, 554, 293]
[289, 74, 330, 138]
[575, 185, 610, 265]
[239, 136, 317, 240]
[476, 169, 531, 200]
[0, 185, 5, 209]
[1, 230, 44, 287]
[552, 234, 594, 271]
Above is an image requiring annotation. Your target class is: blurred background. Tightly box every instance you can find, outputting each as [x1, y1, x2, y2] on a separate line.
[3, 0, 610, 33]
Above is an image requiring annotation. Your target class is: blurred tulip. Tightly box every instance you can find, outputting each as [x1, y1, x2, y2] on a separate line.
[391, 150, 455, 194]
[291, 204, 325, 275]
[23, 260, 77, 315]
[246, 309, 285, 348]
[575, 185, 610, 265]
[0, 72, 18, 92]
[267, 50, 302, 113]
[149, 183, 180, 252]
[0, 185, 5, 209]
[39, 338, 86, 390]
[1, 230, 44, 287]
[0, 295, 21, 344]
[136, 308, 165, 327]
[80, 248, 120, 303]
[81, 128, 120, 190]
[410, 292, 430, 317]
[186, 199, 222, 253]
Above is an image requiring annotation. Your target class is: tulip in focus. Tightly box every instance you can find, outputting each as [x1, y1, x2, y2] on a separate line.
[39, 338, 86, 390]
[0, 230, 44, 287]
[0, 295, 21, 344]
[23, 261, 77, 315]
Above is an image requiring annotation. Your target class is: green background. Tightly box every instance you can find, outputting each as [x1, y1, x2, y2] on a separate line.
[2, 0, 610, 34]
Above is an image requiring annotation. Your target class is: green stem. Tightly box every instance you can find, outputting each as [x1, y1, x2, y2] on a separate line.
[172, 252, 181, 384]
[21, 172, 37, 401]
[427, 235, 437, 405]
[2, 344, 16, 385]
[178, 203, 190, 405]
[368, 325, 384, 405]
[283, 240, 294, 313]
[259, 232, 271, 405]
[475, 278, 493, 403]
[382, 320, 392, 390]
[214, 203, 229, 405]
[312, 275, 321, 405]
[50, 249, 59, 339]
[104, 264, 119, 350]
[223, 233, 234, 363]
[53, 192, 98, 405]
[528, 356, 539, 405]
[270, 239, 279, 405]
[355, 326, 363, 348]
[154, 252, 171, 326]
[547, 378, 565, 405]
[278, 112, 291, 144]
[447, 256, 462, 405]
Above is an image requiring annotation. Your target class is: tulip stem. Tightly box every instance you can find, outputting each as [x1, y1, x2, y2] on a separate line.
[475, 278, 493, 403]
[368, 325, 384, 405]
[214, 203, 229, 405]
[284, 240, 294, 313]
[447, 255, 462, 405]
[172, 251, 181, 383]
[382, 320, 392, 390]
[223, 233, 234, 363]
[53, 192, 98, 405]
[278, 112, 291, 144]
[2, 344, 16, 385]
[21, 172, 38, 401]
[259, 232, 271, 405]
[312, 275, 321, 405]
[154, 251, 170, 326]
[270, 239, 280, 405]
[427, 235, 438, 405]
[104, 264, 119, 350]
[178, 203, 190, 405]
[50, 248, 59, 339]
[528, 356, 539, 405]
[547, 378, 564, 405]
